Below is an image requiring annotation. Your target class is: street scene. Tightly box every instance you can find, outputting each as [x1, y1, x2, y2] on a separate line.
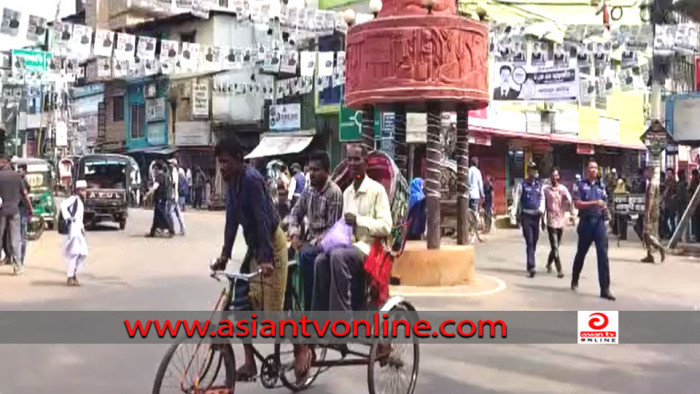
[2, 208, 700, 393]
[1, 0, 700, 393]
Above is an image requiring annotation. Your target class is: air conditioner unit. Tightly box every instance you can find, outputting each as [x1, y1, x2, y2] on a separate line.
[145, 83, 156, 98]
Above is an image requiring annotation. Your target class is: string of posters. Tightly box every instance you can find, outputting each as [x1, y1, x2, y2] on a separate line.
[489, 22, 698, 104]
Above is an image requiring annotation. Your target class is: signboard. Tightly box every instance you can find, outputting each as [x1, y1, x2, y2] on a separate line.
[146, 98, 166, 122]
[97, 101, 106, 144]
[381, 113, 395, 139]
[577, 144, 595, 155]
[11, 49, 50, 73]
[612, 193, 645, 215]
[270, 103, 301, 131]
[641, 120, 674, 156]
[147, 123, 167, 145]
[339, 100, 381, 142]
[175, 121, 211, 146]
[666, 93, 700, 142]
[492, 63, 579, 102]
[191, 82, 209, 118]
[55, 121, 68, 147]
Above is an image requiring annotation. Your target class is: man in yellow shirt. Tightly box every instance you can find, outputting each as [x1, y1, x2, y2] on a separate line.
[312, 144, 392, 311]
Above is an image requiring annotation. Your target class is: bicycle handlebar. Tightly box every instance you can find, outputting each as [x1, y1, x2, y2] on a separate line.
[210, 269, 263, 282]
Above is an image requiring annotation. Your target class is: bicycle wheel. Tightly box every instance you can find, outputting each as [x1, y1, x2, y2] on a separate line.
[367, 301, 420, 394]
[152, 340, 236, 394]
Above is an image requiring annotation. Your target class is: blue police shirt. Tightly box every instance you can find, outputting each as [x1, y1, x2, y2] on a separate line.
[572, 179, 607, 219]
[520, 179, 544, 212]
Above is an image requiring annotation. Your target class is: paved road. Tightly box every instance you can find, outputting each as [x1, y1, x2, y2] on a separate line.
[1, 208, 699, 393]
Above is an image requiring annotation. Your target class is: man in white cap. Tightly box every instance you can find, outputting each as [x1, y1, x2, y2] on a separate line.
[60, 180, 88, 286]
[168, 158, 186, 236]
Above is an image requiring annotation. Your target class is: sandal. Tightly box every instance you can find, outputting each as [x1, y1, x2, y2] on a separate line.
[235, 365, 257, 382]
[294, 345, 313, 384]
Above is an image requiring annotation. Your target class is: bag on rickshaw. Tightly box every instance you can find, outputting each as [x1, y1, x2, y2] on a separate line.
[319, 219, 353, 254]
[331, 150, 409, 306]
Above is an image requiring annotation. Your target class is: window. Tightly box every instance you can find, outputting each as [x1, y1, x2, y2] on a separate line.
[112, 96, 124, 121]
[180, 31, 196, 43]
[130, 103, 146, 139]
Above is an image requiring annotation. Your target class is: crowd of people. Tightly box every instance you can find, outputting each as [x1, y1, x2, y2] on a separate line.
[211, 136, 392, 385]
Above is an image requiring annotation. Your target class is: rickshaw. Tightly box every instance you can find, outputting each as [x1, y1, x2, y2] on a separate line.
[152, 151, 419, 394]
[11, 157, 57, 240]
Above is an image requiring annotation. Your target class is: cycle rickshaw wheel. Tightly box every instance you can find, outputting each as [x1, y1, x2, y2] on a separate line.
[275, 342, 328, 391]
[152, 340, 236, 394]
[367, 302, 419, 394]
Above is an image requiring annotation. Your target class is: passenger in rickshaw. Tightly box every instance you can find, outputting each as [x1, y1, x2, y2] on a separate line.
[287, 151, 344, 382]
[210, 136, 288, 382]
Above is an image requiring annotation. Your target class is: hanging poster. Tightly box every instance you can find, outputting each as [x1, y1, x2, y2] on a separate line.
[300, 51, 316, 77]
[0, 8, 21, 37]
[70, 25, 93, 60]
[143, 59, 158, 76]
[530, 40, 548, 66]
[180, 42, 200, 71]
[52, 22, 73, 55]
[262, 49, 281, 73]
[654, 25, 676, 56]
[492, 62, 579, 101]
[137, 36, 157, 60]
[112, 59, 128, 78]
[280, 50, 298, 74]
[674, 23, 698, 55]
[26, 15, 47, 43]
[93, 29, 114, 57]
[317, 51, 334, 77]
[96, 57, 112, 78]
[159, 39, 179, 74]
[202, 45, 220, 71]
[221, 46, 237, 69]
[115, 33, 136, 61]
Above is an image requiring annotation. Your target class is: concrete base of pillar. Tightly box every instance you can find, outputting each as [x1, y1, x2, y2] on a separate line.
[391, 241, 475, 286]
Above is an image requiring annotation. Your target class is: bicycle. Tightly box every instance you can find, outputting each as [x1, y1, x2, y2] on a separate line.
[152, 260, 420, 394]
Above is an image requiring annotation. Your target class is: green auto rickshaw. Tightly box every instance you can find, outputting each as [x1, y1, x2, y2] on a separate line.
[11, 158, 57, 240]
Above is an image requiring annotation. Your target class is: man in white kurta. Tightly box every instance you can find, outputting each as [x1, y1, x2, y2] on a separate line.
[60, 180, 88, 286]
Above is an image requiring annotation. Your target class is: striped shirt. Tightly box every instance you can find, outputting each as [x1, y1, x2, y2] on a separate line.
[287, 179, 343, 244]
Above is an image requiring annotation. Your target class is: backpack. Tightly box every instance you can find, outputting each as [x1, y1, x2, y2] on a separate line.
[58, 198, 79, 235]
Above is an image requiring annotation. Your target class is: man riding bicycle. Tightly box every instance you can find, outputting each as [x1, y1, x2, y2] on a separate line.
[211, 136, 289, 382]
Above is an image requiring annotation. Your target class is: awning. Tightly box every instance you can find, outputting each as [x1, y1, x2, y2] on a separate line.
[127, 146, 178, 155]
[245, 133, 314, 160]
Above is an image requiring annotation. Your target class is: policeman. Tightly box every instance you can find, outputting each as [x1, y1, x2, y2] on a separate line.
[517, 161, 544, 278]
[571, 158, 616, 301]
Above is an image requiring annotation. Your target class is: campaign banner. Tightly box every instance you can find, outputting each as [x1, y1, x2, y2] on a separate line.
[137, 36, 157, 61]
[115, 33, 136, 61]
[93, 29, 114, 58]
[492, 63, 579, 102]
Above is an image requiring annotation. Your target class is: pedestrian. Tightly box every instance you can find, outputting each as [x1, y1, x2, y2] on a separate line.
[60, 180, 88, 286]
[210, 135, 288, 383]
[678, 169, 689, 241]
[468, 157, 484, 211]
[515, 161, 544, 277]
[193, 166, 205, 209]
[542, 167, 571, 278]
[571, 158, 616, 301]
[0, 155, 32, 275]
[277, 164, 291, 220]
[17, 164, 30, 267]
[185, 166, 193, 206]
[642, 166, 666, 263]
[483, 176, 494, 233]
[145, 162, 175, 238]
[689, 169, 700, 241]
[662, 168, 678, 239]
[168, 158, 186, 235]
[288, 163, 306, 210]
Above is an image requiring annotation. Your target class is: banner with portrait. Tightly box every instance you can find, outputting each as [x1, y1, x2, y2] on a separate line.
[491, 63, 579, 102]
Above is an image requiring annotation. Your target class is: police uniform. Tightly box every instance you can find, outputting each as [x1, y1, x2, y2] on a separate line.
[518, 177, 544, 276]
[571, 178, 614, 300]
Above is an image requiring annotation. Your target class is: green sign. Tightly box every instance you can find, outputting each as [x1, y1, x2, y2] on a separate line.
[11, 49, 51, 73]
[339, 99, 381, 142]
[319, 0, 360, 10]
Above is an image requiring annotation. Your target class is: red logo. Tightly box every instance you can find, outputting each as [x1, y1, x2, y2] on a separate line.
[587, 313, 609, 330]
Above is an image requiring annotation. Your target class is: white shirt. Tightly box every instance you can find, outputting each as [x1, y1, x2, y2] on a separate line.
[60, 195, 88, 257]
[343, 176, 393, 255]
[171, 167, 179, 200]
[468, 166, 484, 200]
